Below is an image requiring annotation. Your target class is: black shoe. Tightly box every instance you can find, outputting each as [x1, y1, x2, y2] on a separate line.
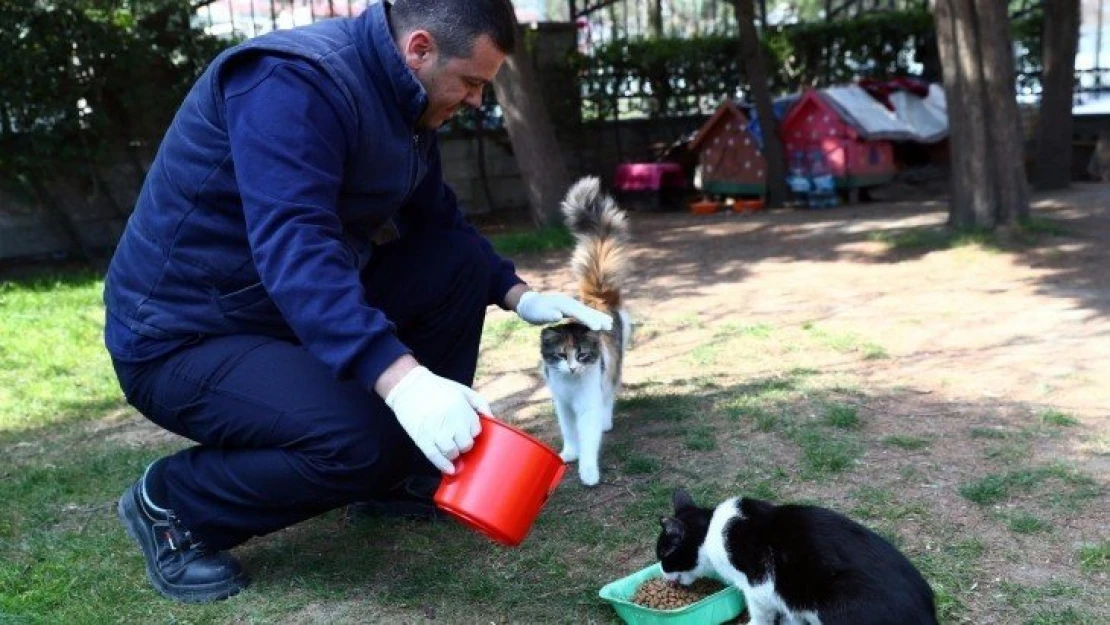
[347, 474, 445, 521]
[117, 477, 250, 603]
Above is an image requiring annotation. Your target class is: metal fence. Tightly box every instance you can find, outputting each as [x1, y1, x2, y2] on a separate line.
[193, 0, 1110, 110]
[195, 0, 372, 39]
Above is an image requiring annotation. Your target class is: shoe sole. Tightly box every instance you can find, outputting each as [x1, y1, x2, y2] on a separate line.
[117, 490, 250, 604]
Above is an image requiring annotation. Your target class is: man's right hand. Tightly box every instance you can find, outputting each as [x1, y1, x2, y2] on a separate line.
[381, 364, 488, 474]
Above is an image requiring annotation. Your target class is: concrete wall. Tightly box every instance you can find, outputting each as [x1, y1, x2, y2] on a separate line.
[0, 117, 708, 261]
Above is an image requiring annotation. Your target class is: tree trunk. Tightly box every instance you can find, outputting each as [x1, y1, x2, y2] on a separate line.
[649, 0, 663, 38]
[1034, 0, 1081, 190]
[492, 24, 571, 227]
[977, 0, 1030, 225]
[944, 0, 995, 228]
[734, 0, 787, 207]
[933, 0, 1028, 229]
[934, 0, 972, 224]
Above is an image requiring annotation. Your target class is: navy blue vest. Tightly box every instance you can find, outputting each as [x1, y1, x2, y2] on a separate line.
[104, 2, 438, 363]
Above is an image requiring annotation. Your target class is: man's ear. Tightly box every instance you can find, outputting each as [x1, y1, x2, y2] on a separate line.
[402, 29, 437, 70]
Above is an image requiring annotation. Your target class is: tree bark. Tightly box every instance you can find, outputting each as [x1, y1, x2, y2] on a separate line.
[649, 0, 664, 38]
[977, 0, 1030, 225]
[734, 0, 787, 207]
[934, 0, 972, 223]
[948, 0, 995, 228]
[1034, 0, 1081, 190]
[492, 24, 571, 227]
[933, 0, 1029, 229]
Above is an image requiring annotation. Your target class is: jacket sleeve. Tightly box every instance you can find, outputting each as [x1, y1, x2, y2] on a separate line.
[223, 55, 411, 389]
[400, 132, 526, 309]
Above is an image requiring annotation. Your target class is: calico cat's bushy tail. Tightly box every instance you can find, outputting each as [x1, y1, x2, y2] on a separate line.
[561, 176, 629, 312]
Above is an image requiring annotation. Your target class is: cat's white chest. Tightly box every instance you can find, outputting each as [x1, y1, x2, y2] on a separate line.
[728, 578, 821, 625]
[546, 364, 605, 410]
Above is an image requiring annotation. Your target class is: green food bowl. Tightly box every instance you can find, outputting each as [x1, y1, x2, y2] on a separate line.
[598, 562, 746, 625]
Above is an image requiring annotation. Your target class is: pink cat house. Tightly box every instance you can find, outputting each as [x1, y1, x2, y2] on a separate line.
[779, 88, 897, 197]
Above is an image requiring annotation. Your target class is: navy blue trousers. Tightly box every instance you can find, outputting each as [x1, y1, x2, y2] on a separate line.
[112, 230, 491, 550]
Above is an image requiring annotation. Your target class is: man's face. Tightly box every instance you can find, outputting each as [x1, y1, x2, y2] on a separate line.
[402, 32, 507, 129]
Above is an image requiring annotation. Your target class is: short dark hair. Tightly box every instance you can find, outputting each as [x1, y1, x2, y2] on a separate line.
[389, 0, 517, 58]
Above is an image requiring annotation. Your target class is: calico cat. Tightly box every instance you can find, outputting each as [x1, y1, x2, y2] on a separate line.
[541, 176, 632, 487]
[656, 489, 937, 625]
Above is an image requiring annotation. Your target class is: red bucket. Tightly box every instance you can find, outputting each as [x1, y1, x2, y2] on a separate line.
[434, 414, 567, 546]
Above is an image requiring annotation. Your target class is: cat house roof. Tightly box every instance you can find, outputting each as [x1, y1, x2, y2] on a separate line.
[689, 99, 757, 153]
[781, 87, 920, 142]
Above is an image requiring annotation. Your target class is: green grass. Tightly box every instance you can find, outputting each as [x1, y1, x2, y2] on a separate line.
[734, 466, 788, 502]
[1077, 541, 1109, 574]
[970, 426, 1010, 439]
[622, 454, 661, 474]
[0, 271, 123, 436]
[1024, 607, 1094, 625]
[684, 425, 717, 451]
[1000, 580, 1094, 624]
[882, 434, 932, 450]
[870, 226, 1001, 252]
[3, 266, 1107, 623]
[794, 428, 861, 477]
[724, 394, 782, 431]
[715, 322, 774, 339]
[869, 218, 1072, 255]
[616, 392, 700, 423]
[1005, 512, 1051, 534]
[913, 536, 985, 623]
[860, 343, 889, 359]
[959, 465, 1101, 508]
[480, 315, 532, 344]
[824, 404, 861, 430]
[719, 373, 811, 432]
[985, 437, 1034, 464]
[849, 487, 930, 524]
[1000, 580, 1084, 605]
[487, 225, 573, 256]
[1039, 409, 1080, 427]
[801, 322, 887, 359]
[1022, 217, 1073, 238]
[687, 342, 722, 366]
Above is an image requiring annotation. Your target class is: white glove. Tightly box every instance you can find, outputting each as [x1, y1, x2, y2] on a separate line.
[383, 366, 489, 474]
[515, 291, 613, 332]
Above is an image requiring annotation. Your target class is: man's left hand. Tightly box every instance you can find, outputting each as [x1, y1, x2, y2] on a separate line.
[514, 290, 613, 332]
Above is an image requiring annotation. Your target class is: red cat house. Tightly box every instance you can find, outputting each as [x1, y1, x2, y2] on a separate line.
[688, 99, 767, 199]
[779, 88, 899, 197]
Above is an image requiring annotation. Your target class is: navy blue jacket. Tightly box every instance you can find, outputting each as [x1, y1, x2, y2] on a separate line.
[103, 1, 522, 389]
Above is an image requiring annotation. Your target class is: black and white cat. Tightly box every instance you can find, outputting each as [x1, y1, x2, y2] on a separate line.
[540, 177, 631, 487]
[656, 488, 937, 625]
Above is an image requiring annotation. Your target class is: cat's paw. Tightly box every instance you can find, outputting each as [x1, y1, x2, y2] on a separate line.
[559, 448, 579, 463]
[578, 465, 600, 487]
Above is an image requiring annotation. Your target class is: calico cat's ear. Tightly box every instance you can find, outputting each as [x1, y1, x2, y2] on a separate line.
[540, 327, 562, 346]
[672, 488, 696, 513]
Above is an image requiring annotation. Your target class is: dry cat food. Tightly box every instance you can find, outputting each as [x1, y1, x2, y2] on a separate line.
[630, 577, 727, 610]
